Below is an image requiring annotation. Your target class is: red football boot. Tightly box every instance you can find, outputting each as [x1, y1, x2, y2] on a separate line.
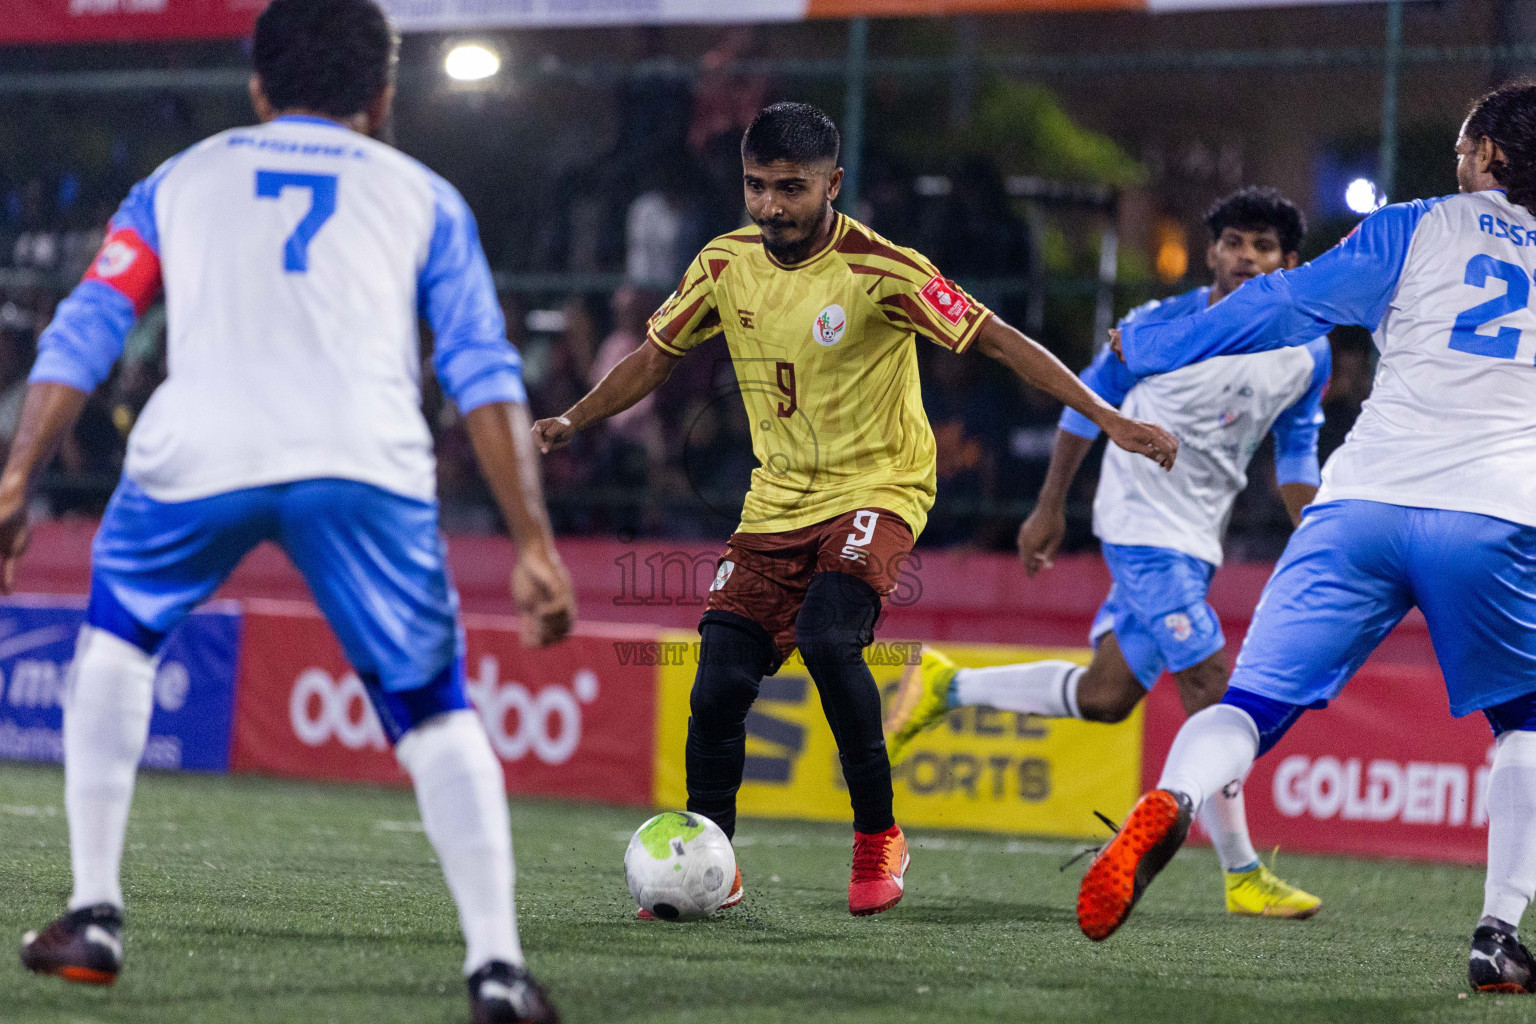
[849, 825, 909, 916]
[636, 865, 743, 920]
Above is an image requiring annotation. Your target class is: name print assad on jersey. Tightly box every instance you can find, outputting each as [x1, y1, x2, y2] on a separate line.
[10, 3, 575, 1022]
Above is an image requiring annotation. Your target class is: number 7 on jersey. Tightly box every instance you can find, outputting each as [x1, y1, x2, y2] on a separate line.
[255, 170, 339, 274]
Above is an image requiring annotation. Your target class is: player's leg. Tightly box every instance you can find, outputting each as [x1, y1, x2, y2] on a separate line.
[1167, 645, 1315, 917]
[23, 481, 275, 985]
[1090, 546, 1304, 904]
[885, 628, 1141, 765]
[686, 534, 799, 846]
[1078, 500, 1415, 941]
[797, 570, 893, 833]
[796, 569, 908, 915]
[1472, 697, 1536, 993]
[896, 547, 1211, 730]
[1402, 508, 1536, 993]
[275, 480, 555, 1020]
[685, 612, 779, 842]
[802, 508, 915, 916]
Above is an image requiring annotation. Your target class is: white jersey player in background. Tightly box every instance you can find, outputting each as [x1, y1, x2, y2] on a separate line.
[1076, 80, 1536, 995]
[885, 187, 1325, 919]
[12, 3, 573, 1022]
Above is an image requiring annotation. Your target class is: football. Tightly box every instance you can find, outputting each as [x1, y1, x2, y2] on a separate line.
[624, 811, 736, 921]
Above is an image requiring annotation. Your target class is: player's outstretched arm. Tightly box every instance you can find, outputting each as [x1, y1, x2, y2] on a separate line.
[973, 316, 1177, 471]
[1114, 200, 1435, 376]
[466, 401, 575, 647]
[531, 341, 679, 453]
[0, 383, 90, 594]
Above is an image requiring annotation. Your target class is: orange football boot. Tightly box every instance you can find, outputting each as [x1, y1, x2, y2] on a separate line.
[1077, 790, 1191, 941]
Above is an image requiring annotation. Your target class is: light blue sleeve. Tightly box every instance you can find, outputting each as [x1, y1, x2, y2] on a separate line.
[30, 167, 169, 393]
[29, 283, 138, 393]
[1119, 198, 1445, 377]
[1271, 336, 1332, 487]
[419, 175, 526, 412]
[1058, 342, 1137, 439]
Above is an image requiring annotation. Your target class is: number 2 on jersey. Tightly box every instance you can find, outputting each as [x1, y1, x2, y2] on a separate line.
[1449, 254, 1529, 360]
[254, 170, 338, 273]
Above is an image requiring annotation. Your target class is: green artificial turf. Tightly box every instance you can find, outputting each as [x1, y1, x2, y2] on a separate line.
[0, 760, 1528, 1023]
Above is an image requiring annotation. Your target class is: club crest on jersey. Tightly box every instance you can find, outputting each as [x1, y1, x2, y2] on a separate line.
[813, 304, 847, 346]
[91, 240, 138, 279]
[1163, 612, 1193, 642]
[919, 275, 970, 326]
[1218, 408, 1242, 428]
[710, 560, 735, 592]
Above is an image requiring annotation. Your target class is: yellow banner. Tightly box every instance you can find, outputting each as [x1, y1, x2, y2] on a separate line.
[652, 632, 1142, 840]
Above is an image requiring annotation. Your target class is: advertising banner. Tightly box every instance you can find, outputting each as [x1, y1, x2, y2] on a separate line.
[0, 596, 240, 772]
[378, 0, 1418, 29]
[653, 633, 1142, 839]
[1141, 662, 1496, 864]
[0, 0, 1424, 43]
[230, 601, 658, 805]
[3, 0, 263, 45]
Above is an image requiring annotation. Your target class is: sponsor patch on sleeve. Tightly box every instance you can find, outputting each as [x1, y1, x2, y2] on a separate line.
[83, 227, 162, 315]
[919, 275, 970, 327]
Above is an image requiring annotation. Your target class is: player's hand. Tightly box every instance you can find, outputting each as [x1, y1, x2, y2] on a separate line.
[1104, 414, 1178, 471]
[1109, 327, 1124, 362]
[0, 483, 30, 596]
[1016, 505, 1067, 577]
[512, 541, 575, 647]
[531, 415, 577, 454]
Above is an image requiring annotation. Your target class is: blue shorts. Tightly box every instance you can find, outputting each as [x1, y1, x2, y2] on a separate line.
[1090, 543, 1225, 688]
[1232, 499, 1536, 717]
[91, 478, 470, 736]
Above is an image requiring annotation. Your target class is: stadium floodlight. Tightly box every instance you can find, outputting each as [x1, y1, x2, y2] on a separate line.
[1345, 177, 1386, 215]
[445, 43, 500, 82]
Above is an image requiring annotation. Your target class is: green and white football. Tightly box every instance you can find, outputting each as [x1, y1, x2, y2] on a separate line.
[623, 811, 735, 921]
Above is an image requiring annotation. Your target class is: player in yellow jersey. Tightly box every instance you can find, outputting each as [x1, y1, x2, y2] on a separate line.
[533, 102, 1177, 917]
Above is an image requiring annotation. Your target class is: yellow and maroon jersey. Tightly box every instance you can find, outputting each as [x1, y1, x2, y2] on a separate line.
[646, 213, 992, 537]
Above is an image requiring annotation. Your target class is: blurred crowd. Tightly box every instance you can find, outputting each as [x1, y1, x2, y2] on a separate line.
[0, 36, 1376, 557]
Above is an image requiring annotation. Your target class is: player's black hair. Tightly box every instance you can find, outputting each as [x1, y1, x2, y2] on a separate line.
[741, 102, 841, 166]
[1465, 79, 1536, 216]
[252, 0, 398, 119]
[1205, 186, 1307, 255]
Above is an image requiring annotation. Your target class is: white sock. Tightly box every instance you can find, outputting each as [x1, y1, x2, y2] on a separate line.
[1199, 776, 1261, 873]
[396, 709, 523, 973]
[952, 661, 1083, 719]
[63, 625, 156, 911]
[1156, 704, 1259, 815]
[1482, 730, 1536, 929]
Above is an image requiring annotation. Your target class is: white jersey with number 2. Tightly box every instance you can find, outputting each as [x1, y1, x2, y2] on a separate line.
[1119, 189, 1536, 529]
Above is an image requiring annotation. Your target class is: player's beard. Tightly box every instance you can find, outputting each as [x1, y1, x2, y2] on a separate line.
[756, 201, 833, 265]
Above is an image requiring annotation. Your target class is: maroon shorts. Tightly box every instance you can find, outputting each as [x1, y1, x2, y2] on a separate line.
[704, 507, 915, 665]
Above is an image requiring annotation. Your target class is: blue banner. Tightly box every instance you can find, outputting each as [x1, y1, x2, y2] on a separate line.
[0, 597, 240, 773]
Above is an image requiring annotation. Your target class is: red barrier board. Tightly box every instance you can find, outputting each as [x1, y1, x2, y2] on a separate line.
[230, 601, 658, 805]
[1142, 663, 1496, 864]
[3, 0, 261, 45]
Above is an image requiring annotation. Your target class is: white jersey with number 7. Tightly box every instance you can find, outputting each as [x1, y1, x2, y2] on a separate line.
[32, 114, 523, 504]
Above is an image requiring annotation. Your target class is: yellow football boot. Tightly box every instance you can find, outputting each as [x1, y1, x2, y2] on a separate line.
[1224, 860, 1322, 919]
[884, 647, 959, 765]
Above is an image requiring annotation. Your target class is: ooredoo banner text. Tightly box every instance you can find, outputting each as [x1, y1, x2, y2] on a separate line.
[229, 601, 658, 805]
